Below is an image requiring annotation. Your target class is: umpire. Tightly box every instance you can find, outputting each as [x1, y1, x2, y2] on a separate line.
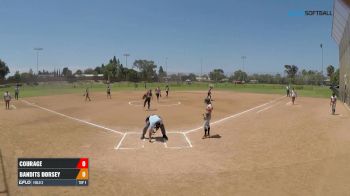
[141, 115, 168, 142]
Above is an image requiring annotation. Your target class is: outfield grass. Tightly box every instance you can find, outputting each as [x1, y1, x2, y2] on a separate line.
[0, 81, 332, 99]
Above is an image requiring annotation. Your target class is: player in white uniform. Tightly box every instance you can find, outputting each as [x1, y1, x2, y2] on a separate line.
[291, 88, 297, 105]
[330, 93, 337, 115]
[141, 115, 169, 142]
[203, 98, 213, 139]
[3, 91, 11, 110]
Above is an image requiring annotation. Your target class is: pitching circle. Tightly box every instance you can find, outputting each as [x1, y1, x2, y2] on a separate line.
[128, 100, 181, 107]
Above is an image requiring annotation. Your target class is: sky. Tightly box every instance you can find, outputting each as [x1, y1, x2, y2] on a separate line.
[0, 0, 339, 76]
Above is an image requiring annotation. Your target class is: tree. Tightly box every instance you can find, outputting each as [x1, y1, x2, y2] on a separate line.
[188, 73, 197, 81]
[332, 68, 339, 85]
[133, 60, 157, 82]
[209, 69, 225, 82]
[75, 69, 83, 75]
[0, 59, 10, 81]
[14, 71, 21, 82]
[125, 68, 139, 82]
[284, 65, 298, 84]
[158, 66, 167, 81]
[84, 68, 96, 75]
[62, 67, 72, 77]
[326, 65, 335, 78]
[94, 66, 103, 74]
[231, 70, 248, 81]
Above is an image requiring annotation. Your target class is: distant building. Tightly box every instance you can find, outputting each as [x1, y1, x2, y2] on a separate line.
[196, 76, 209, 82]
[75, 74, 104, 78]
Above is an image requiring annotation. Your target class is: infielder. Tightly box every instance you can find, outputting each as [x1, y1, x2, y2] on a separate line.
[84, 87, 91, 101]
[107, 84, 111, 99]
[207, 86, 213, 100]
[155, 87, 161, 102]
[143, 89, 153, 110]
[203, 97, 213, 139]
[165, 85, 169, 97]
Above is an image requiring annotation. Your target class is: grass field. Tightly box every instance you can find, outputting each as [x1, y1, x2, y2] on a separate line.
[0, 81, 332, 98]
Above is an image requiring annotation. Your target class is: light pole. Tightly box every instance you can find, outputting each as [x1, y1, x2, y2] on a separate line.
[34, 48, 43, 75]
[320, 44, 323, 76]
[200, 58, 203, 77]
[165, 57, 168, 73]
[241, 56, 247, 81]
[123, 53, 130, 68]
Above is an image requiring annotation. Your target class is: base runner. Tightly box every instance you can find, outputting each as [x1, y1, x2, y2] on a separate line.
[141, 115, 169, 142]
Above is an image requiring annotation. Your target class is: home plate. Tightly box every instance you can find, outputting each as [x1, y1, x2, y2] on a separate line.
[118, 133, 144, 149]
[164, 132, 192, 149]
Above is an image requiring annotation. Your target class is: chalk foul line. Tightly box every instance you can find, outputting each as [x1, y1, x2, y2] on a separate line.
[21, 100, 123, 135]
[184, 96, 286, 134]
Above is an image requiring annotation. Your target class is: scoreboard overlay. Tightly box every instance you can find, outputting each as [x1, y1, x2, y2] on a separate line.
[18, 158, 88, 186]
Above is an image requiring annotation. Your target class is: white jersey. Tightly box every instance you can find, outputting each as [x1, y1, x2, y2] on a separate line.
[206, 104, 213, 114]
[3, 92, 11, 101]
[291, 90, 296, 97]
[331, 95, 337, 104]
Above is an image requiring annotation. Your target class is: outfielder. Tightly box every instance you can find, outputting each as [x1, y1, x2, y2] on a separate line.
[3, 91, 11, 110]
[291, 88, 297, 105]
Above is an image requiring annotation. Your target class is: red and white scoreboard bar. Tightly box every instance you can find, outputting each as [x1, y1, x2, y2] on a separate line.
[18, 158, 88, 186]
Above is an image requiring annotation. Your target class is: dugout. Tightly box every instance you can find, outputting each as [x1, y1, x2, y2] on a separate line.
[332, 0, 350, 105]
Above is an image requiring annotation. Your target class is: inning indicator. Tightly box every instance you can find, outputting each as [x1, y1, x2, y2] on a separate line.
[18, 158, 88, 186]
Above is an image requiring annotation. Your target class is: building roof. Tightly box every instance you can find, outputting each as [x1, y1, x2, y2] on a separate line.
[332, 0, 350, 45]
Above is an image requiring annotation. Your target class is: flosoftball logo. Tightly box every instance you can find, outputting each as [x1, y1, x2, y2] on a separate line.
[288, 10, 332, 17]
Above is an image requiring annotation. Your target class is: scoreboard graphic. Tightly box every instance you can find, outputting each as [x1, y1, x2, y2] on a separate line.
[18, 158, 88, 186]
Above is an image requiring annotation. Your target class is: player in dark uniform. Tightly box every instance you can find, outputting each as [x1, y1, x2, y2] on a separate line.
[207, 86, 213, 100]
[107, 84, 111, 99]
[85, 87, 91, 101]
[143, 89, 153, 110]
[14, 84, 19, 100]
[155, 87, 161, 102]
[165, 85, 169, 97]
